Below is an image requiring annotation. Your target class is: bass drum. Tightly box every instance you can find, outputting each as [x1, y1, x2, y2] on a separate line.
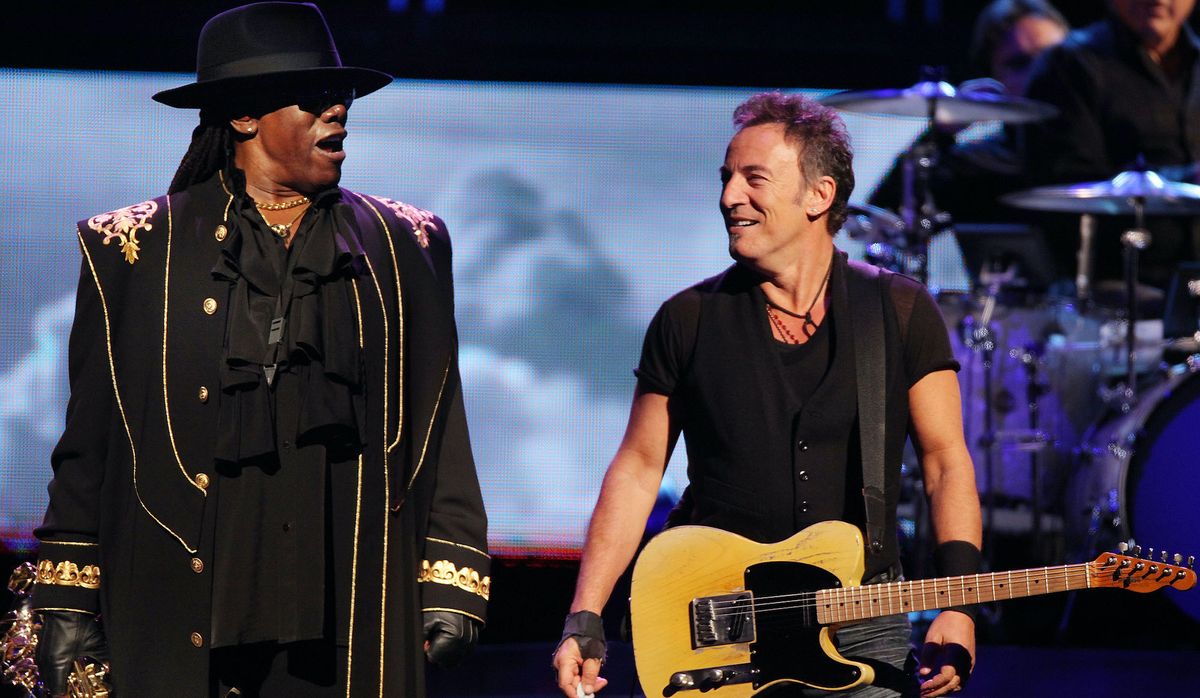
[1067, 365, 1200, 622]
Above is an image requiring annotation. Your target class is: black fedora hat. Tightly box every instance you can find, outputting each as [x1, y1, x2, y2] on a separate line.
[153, 2, 392, 109]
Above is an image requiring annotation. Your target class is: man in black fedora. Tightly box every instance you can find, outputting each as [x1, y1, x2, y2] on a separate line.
[25, 3, 489, 695]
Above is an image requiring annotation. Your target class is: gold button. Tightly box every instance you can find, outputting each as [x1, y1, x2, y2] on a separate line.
[198, 385, 210, 403]
[195, 473, 210, 490]
[215, 224, 228, 242]
[190, 557, 204, 574]
[190, 632, 204, 648]
[202, 298, 218, 315]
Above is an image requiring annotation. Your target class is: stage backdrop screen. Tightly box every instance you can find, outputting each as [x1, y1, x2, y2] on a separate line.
[0, 69, 967, 557]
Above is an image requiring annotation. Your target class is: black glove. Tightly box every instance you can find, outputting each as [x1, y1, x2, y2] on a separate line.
[557, 610, 606, 665]
[35, 610, 110, 697]
[423, 610, 480, 668]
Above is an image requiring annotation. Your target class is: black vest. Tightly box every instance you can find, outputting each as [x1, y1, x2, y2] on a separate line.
[671, 253, 912, 576]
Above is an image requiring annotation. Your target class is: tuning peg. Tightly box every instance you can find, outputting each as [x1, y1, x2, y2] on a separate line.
[1133, 544, 1142, 557]
[1175, 553, 1183, 565]
[1189, 555, 1195, 570]
[1148, 547, 1155, 560]
[1119, 541, 1129, 553]
[1161, 551, 1168, 563]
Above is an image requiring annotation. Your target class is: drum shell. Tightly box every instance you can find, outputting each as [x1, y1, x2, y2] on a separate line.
[1067, 366, 1200, 623]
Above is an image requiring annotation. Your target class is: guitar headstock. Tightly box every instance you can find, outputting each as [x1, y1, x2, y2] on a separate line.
[1090, 546, 1197, 593]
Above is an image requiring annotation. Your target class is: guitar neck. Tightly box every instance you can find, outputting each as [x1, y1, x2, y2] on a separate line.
[815, 563, 1092, 624]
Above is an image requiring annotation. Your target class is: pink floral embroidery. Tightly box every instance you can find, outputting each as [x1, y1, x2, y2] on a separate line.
[367, 195, 438, 249]
[87, 200, 158, 264]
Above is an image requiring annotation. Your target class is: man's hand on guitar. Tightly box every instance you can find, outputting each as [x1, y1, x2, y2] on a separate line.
[917, 609, 975, 697]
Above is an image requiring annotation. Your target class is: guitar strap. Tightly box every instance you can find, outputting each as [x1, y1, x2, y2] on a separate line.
[846, 262, 888, 558]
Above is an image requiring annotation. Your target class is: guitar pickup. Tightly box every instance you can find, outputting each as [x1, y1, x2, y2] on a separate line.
[690, 592, 755, 648]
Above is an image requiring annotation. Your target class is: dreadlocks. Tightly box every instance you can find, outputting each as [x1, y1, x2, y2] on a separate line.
[168, 111, 233, 194]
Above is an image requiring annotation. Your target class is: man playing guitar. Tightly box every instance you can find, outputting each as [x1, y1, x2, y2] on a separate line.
[552, 92, 982, 698]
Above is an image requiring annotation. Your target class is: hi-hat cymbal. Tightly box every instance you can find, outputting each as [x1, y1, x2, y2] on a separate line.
[1001, 169, 1200, 215]
[841, 203, 906, 243]
[821, 80, 1058, 124]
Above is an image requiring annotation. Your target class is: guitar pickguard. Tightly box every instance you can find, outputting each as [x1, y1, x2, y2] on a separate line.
[745, 561, 865, 690]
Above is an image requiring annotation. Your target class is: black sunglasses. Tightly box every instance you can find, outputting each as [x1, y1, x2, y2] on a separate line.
[294, 87, 356, 114]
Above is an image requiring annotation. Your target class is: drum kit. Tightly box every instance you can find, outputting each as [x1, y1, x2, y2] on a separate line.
[824, 80, 1200, 622]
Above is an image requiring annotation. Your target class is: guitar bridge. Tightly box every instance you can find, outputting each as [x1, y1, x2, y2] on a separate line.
[690, 592, 755, 648]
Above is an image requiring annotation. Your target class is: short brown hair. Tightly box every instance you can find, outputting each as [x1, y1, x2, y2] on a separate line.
[732, 92, 855, 234]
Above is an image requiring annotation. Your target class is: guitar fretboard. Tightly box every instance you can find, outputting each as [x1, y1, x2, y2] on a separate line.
[814, 563, 1091, 624]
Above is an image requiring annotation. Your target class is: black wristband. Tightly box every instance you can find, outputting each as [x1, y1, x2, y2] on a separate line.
[559, 610, 606, 663]
[933, 540, 982, 623]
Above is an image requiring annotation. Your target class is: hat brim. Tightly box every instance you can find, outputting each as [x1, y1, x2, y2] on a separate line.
[152, 66, 393, 109]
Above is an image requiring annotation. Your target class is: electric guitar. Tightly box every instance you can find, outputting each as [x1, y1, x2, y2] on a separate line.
[629, 521, 1195, 697]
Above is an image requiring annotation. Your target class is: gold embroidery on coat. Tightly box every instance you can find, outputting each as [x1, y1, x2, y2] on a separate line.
[87, 200, 157, 264]
[366, 195, 438, 249]
[418, 560, 491, 601]
[35, 560, 101, 590]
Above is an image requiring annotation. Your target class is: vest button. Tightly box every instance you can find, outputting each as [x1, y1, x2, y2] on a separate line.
[800, 500, 809, 513]
[214, 224, 228, 242]
[190, 557, 204, 574]
[195, 473, 210, 490]
[198, 385, 210, 403]
[190, 632, 204, 648]
[202, 298, 218, 315]
[797, 440, 809, 452]
[799, 471, 809, 481]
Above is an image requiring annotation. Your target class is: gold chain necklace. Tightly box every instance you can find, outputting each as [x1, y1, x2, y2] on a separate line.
[260, 206, 308, 239]
[254, 195, 310, 211]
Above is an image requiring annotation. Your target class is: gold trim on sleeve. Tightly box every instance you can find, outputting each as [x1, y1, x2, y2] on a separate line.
[35, 560, 101, 590]
[418, 559, 491, 601]
[426, 537, 490, 559]
[402, 357, 451, 500]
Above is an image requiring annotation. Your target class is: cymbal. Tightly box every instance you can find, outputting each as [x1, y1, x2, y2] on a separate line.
[1001, 169, 1200, 215]
[841, 203, 905, 243]
[821, 80, 1058, 124]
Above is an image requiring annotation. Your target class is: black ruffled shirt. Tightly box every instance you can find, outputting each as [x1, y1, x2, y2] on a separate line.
[207, 167, 367, 648]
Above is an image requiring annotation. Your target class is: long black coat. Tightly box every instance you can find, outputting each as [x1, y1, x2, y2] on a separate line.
[31, 172, 490, 696]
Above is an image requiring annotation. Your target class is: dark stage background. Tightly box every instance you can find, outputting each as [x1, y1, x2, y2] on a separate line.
[2, 2, 1199, 695]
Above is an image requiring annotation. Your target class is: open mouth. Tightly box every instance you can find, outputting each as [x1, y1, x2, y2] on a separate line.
[316, 135, 345, 154]
[727, 219, 757, 229]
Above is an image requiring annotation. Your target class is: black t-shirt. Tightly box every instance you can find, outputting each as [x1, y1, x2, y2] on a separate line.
[635, 265, 959, 574]
[636, 276, 957, 400]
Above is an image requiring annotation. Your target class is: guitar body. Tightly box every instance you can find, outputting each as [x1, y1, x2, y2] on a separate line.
[630, 521, 1195, 696]
[630, 521, 873, 697]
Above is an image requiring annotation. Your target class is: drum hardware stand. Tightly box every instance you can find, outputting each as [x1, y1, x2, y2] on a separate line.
[899, 126, 954, 285]
[962, 263, 1011, 571]
[1012, 342, 1051, 553]
[1117, 197, 1150, 411]
[1076, 213, 1096, 309]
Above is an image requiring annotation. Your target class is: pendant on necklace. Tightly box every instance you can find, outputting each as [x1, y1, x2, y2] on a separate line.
[269, 223, 291, 238]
